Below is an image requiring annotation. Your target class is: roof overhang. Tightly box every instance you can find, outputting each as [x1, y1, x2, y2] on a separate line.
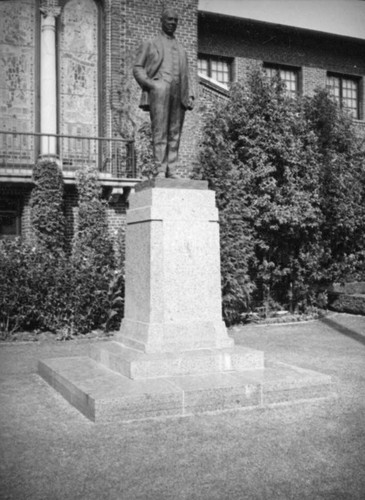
[198, 0, 365, 42]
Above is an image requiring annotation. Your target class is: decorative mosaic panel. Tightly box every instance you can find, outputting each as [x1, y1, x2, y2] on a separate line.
[0, 0, 36, 163]
[59, 0, 99, 164]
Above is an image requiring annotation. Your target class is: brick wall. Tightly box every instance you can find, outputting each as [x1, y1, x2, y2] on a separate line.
[21, 189, 32, 241]
[0, 182, 126, 253]
[198, 13, 365, 128]
[3, 3, 364, 245]
[63, 186, 78, 250]
[198, 14, 365, 74]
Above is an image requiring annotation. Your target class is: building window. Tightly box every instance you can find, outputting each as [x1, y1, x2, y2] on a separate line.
[0, 199, 20, 239]
[198, 55, 233, 85]
[0, 212, 20, 239]
[264, 64, 300, 97]
[326, 73, 360, 119]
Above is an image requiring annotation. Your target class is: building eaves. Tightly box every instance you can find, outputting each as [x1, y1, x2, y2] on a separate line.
[198, 0, 365, 42]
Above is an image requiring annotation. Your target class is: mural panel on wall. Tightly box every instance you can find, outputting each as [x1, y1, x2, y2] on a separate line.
[59, 0, 99, 167]
[0, 0, 36, 164]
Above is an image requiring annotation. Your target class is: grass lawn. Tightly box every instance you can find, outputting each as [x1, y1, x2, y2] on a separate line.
[0, 312, 364, 500]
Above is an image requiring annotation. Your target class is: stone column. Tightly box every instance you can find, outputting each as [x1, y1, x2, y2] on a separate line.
[40, 5, 61, 158]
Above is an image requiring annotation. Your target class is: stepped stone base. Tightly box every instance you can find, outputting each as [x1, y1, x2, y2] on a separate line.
[38, 352, 334, 423]
[89, 342, 264, 379]
[117, 319, 234, 353]
[37, 181, 335, 422]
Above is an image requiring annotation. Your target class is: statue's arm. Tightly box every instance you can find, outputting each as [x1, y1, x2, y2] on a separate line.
[133, 41, 155, 90]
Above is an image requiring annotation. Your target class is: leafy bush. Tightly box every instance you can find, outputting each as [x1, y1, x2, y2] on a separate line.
[0, 166, 124, 338]
[30, 160, 66, 253]
[68, 166, 123, 333]
[135, 120, 158, 178]
[73, 166, 115, 268]
[0, 240, 123, 338]
[304, 90, 365, 283]
[196, 69, 365, 323]
[0, 239, 36, 336]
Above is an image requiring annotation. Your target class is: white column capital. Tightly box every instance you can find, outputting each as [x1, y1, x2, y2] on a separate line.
[40, 6, 61, 20]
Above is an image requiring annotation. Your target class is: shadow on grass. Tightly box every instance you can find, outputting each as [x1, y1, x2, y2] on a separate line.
[320, 316, 365, 347]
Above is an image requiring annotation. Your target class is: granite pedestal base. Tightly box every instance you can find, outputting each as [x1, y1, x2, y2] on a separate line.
[38, 356, 334, 423]
[38, 180, 335, 422]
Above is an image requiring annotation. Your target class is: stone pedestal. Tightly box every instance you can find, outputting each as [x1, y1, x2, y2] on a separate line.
[38, 179, 334, 422]
[118, 179, 233, 353]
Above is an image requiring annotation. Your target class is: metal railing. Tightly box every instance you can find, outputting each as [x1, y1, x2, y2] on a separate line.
[0, 131, 137, 178]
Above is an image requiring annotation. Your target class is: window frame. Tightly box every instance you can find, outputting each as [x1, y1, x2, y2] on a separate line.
[198, 53, 234, 85]
[326, 72, 361, 120]
[263, 63, 301, 98]
[0, 203, 21, 240]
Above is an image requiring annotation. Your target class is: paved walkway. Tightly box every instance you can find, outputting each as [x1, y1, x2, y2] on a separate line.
[0, 313, 364, 499]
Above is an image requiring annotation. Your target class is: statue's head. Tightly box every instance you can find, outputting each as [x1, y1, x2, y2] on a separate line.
[161, 8, 178, 36]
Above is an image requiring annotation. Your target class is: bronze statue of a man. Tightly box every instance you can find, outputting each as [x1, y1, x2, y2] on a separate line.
[133, 8, 194, 179]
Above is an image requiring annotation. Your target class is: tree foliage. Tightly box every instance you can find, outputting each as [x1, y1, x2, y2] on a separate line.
[304, 90, 365, 282]
[195, 69, 365, 323]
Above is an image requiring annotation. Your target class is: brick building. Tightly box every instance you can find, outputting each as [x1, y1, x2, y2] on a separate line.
[1, 0, 364, 241]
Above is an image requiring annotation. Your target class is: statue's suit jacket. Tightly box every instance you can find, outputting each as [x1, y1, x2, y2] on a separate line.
[133, 33, 194, 112]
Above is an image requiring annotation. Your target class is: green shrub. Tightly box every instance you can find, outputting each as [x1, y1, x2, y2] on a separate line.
[196, 69, 365, 323]
[304, 89, 365, 283]
[135, 120, 158, 178]
[1, 166, 124, 338]
[68, 166, 123, 333]
[73, 166, 115, 269]
[0, 240, 63, 336]
[30, 161, 66, 253]
[0, 240, 123, 337]
[0, 239, 35, 336]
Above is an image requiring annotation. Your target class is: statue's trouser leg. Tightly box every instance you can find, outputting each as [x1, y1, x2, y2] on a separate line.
[166, 81, 185, 176]
[149, 80, 170, 174]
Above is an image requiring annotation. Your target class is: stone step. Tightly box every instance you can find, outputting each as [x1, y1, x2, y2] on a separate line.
[89, 342, 264, 379]
[38, 356, 335, 423]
